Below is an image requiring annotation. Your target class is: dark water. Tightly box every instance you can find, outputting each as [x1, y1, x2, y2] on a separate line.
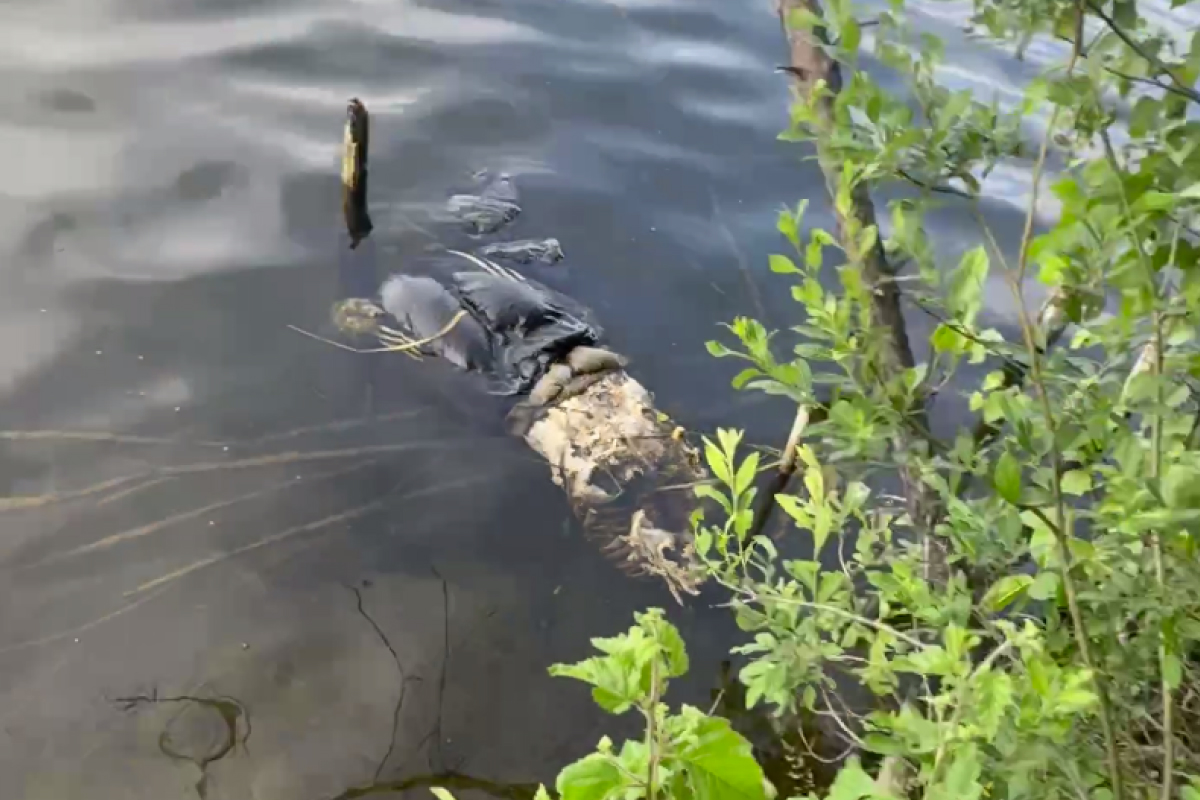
[2, 0, 1192, 796]
[0, 1, 816, 797]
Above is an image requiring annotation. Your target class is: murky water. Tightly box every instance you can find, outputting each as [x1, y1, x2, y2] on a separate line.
[1, 0, 1193, 796]
[0, 1, 810, 796]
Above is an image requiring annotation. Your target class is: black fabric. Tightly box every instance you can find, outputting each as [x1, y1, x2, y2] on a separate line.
[377, 265, 602, 396]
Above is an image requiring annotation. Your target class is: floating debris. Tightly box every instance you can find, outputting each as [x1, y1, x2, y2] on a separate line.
[291, 99, 707, 600]
[447, 171, 521, 234]
[478, 238, 564, 265]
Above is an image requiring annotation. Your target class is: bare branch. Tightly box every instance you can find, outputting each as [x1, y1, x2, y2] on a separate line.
[896, 168, 974, 199]
[1052, 33, 1200, 106]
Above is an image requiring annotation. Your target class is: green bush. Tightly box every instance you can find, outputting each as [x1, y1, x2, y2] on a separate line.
[482, 0, 1200, 798]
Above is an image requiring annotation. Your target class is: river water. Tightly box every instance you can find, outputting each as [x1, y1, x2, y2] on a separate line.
[0, 0, 1191, 797]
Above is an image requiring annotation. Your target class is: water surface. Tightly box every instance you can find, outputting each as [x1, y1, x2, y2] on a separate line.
[0, 1, 816, 796]
[1, 0, 1190, 797]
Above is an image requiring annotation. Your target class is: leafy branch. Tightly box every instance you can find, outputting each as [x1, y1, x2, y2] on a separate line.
[540, 610, 772, 800]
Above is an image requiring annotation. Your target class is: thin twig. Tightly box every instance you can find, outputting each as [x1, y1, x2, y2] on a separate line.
[909, 297, 1021, 363]
[1097, 109, 1177, 798]
[795, 722, 857, 765]
[1106, 67, 1200, 104]
[347, 585, 420, 782]
[1083, 0, 1200, 105]
[896, 168, 973, 199]
[645, 656, 661, 800]
[816, 686, 868, 748]
[1051, 33, 1200, 106]
[746, 405, 810, 541]
[288, 310, 467, 355]
[931, 641, 1013, 781]
[1146, 201, 1178, 800]
[735, 593, 927, 648]
[1002, 8, 1124, 796]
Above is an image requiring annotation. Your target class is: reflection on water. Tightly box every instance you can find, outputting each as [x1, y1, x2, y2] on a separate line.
[4, 0, 1186, 794]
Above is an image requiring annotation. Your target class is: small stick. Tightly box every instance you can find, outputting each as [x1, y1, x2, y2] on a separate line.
[745, 404, 811, 541]
[288, 311, 467, 355]
[779, 405, 812, 475]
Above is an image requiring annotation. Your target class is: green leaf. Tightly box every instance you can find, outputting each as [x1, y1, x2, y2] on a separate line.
[717, 428, 743, 461]
[734, 452, 761, 498]
[704, 438, 733, 486]
[1163, 460, 1200, 508]
[948, 246, 989, 325]
[549, 655, 645, 714]
[430, 788, 458, 800]
[731, 368, 761, 390]
[1165, 653, 1183, 690]
[841, 18, 861, 55]
[636, 608, 690, 678]
[706, 341, 736, 358]
[695, 484, 732, 515]
[1135, 191, 1177, 212]
[825, 757, 879, 800]
[982, 370, 1007, 391]
[861, 733, 905, 756]
[550, 611, 688, 713]
[1028, 571, 1060, 601]
[994, 451, 1022, 504]
[751, 535, 778, 562]
[534, 786, 553, 800]
[817, 571, 848, 603]
[983, 574, 1033, 611]
[1129, 96, 1161, 137]
[556, 753, 630, 800]
[777, 210, 799, 250]
[785, 559, 820, 595]
[931, 324, 967, 354]
[667, 709, 770, 800]
[936, 744, 982, 800]
[1061, 470, 1092, 496]
[769, 254, 800, 274]
[973, 671, 1014, 739]
[1023, 76, 1050, 114]
[787, 7, 823, 32]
